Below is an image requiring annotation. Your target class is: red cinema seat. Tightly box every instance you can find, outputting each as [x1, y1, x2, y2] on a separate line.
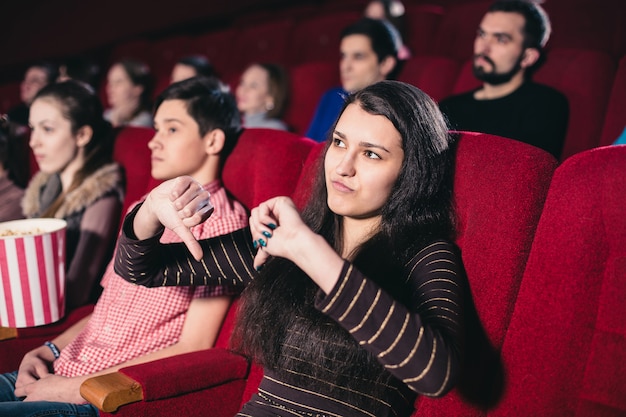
[543, 0, 623, 57]
[533, 48, 615, 159]
[191, 28, 239, 78]
[150, 35, 194, 96]
[112, 126, 156, 220]
[289, 11, 362, 66]
[413, 132, 557, 417]
[431, 1, 491, 62]
[0, 81, 21, 114]
[490, 145, 626, 417]
[404, 4, 444, 57]
[284, 61, 340, 135]
[398, 56, 460, 102]
[230, 18, 295, 72]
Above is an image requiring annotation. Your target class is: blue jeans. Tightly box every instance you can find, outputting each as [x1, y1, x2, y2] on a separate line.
[0, 371, 99, 417]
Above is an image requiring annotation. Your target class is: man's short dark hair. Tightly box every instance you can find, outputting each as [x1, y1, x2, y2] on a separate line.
[488, 0, 551, 50]
[154, 76, 241, 158]
[340, 18, 398, 64]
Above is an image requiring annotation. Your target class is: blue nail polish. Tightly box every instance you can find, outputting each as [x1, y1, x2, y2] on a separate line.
[255, 264, 264, 272]
[268, 223, 277, 230]
[259, 239, 266, 247]
[252, 240, 258, 249]
[262, 231, 272, 238]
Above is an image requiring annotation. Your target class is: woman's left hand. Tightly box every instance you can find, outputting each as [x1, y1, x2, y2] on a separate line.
[249, 197, 309, 269]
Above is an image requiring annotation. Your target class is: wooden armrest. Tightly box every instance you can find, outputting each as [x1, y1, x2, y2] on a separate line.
[80, 372, 144, 412]
[0, 327, 18, 341]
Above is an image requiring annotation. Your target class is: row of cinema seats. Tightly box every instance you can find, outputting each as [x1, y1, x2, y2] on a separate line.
[0, 124, 616, 416]
[1, 0, 625, 160]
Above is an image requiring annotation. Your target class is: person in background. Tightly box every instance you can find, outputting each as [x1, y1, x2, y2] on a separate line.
[113, 81, 466, 416]
[0, 115, 26, 221]
[6, 62, 59, 127]
[305, 18, 398, 142]
[57, 57, 102, 91]
[235, 62, 289, 130]
[0, 77, 248, 417]
[22, 80, 124, 310]
[170, 55, 216, 84]
[439, 0, 568, 159]
[364, 0, 411, 60]
[104, 59, 153, 128]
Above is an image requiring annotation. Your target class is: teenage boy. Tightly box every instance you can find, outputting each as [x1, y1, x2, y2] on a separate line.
[439, 0, 568, 158]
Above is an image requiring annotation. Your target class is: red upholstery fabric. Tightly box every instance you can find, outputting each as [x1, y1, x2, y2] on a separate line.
[288, 11, 362, 66]
[451, 58, 482, 95]
[284, 61, 339, 135]
[0, 305, 94, 374]
[414, 132, 557, 417]
[490, 145, 626, 417]
[190, 28, 238, 77]
[404, 4, 444, 57]
[544, 0, 624, 57]
[222, 128, 316, 209]
[112, 126, 155, 219]
[533, 48, 616, 159]
[0, 81, 20, 113]
[150, 35, 194, 97]
[431, 1, 492, 61]
[231, 18, 295, 72]
[120, 348, 248, 401]
[102, 349, 249, 417]
[600, 55, 626, 146]
[107, 39, 153, 68]
[398, 56, 460, 102]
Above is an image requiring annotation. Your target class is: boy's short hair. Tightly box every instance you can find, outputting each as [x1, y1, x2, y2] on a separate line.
[154, 76, 242, 158]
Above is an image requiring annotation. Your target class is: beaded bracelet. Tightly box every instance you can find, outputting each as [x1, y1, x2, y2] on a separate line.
[44, 341, 61, 359]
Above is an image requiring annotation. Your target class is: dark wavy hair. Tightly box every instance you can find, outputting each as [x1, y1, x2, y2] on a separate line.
[33, 80, 115, 217]
[233, 81, 455, 392]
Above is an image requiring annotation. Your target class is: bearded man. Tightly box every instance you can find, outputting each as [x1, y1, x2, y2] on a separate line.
[439, 0, 568, 159]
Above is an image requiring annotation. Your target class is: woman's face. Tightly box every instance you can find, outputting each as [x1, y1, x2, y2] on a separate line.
[235, 65, 273, 116]
[325, 102, 404, 222]
[106, 64, 141, 108]
[29, 98, 82, 174]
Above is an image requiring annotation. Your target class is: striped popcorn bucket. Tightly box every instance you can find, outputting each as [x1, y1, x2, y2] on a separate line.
[0, 219, 67, 328]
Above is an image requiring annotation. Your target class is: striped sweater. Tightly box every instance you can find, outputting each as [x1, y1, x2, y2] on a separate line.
[115, 205, 466, 416]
